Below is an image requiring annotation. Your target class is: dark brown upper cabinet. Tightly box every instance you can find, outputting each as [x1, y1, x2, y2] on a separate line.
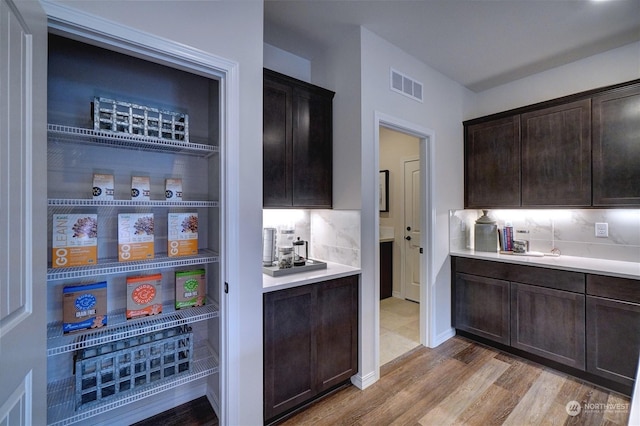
[592, 83, 640, 206]
[263, 69, 334, 208]
[464, 79, 640, 208]
[521, 99, 591, 207]
[464, 116, 521, 208]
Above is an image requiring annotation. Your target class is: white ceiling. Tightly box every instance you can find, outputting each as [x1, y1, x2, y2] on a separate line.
[264, 0, 640, 92]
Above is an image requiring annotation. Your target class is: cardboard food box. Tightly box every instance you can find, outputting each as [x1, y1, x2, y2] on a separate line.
[175, 269, 206, 309]
[165, 178, 183, 201]
[63, 281, 108, 333]
[52, 214, 98, 268]
[118, 213, 154, 262]
[92, 173, 114, 200]
[126, 273, 162, 319]
[168, 213, 198, 257]
[131, 176, 151, 201]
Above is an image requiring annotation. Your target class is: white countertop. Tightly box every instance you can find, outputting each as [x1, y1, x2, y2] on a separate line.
[262, 260, 361, 292]
[450, 248, 640, 280]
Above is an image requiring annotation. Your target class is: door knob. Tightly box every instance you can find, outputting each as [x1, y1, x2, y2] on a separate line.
[405, 236, 411, 241]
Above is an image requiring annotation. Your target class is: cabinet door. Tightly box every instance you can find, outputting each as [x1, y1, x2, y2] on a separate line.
[263, 76, 293, 207]
[316, 276, 358, 392]
[292, 86, 333, 207]
[454, 273, 510, 345]
[380, 241, 393, 299]
[464, 116, 520, 208]
[263, 285, 316, 421]
[521, 99, 591, 207]
[592, 83, 640, 206]
[587, 296, 640, 388]
[511, 283, 585, 369]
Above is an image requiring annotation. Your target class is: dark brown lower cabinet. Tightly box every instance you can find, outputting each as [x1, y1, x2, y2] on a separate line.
[263, 275, 358, 423]
[511, 282, 585, 369]
[454, 273, 510, 345]
[380, 241, 392, 299]
[586, 296, 640, 387]
[586, 274, 640, 388]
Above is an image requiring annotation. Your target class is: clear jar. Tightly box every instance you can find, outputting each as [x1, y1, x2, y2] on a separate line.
[278, 247, 294, 269]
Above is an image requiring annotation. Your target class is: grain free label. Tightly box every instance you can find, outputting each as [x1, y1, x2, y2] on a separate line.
[63, 281, 107, 333]
[175, 269, 205, 309]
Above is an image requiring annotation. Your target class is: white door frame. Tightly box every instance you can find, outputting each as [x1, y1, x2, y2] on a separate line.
[41, 3, 239, 424]
[374, 112, 436, 354]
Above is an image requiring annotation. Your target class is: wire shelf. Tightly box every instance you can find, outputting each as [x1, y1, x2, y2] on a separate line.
[47, 250, 219, 281]
[48, 199, 218, 208]
[48, 124, 218, 157]
[46, 345, 218, 426]
[47, 301, 219, 356]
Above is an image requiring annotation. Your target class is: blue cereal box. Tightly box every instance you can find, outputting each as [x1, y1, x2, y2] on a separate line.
[63, 282, 108, 333]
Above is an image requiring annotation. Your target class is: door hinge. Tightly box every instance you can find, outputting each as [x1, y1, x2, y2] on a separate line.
[419, 248, 423, 254]
[224, 282, 229, 294]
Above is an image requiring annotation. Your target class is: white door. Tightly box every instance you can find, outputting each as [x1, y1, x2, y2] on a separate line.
[403, 159, 420, 302]
[0, 0, 48, 424]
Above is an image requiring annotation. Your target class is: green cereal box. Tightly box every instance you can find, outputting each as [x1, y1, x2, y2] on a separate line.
[175, 269, 205, 309]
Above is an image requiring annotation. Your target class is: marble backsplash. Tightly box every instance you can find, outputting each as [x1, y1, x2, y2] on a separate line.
[263, 209, 361, 267]
[310, 210, 361, 267]
[450, 209, 640, 263]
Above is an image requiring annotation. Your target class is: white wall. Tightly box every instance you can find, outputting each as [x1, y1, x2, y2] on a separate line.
[359, 27, 468, 351]
[48, 1, 265, 425]
[315, 27, 364, 211]
[466, 41, 640, 119]
[263, 42, 311, 82]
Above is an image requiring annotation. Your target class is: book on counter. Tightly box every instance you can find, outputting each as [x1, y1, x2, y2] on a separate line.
[502, 225, 513, 251]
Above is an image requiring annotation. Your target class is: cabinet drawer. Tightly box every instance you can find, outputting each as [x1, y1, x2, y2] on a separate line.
[454, 257, 585, 293]
[587, 274, 640, 304]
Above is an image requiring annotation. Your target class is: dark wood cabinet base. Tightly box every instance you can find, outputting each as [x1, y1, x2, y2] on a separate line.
[263, 275, 359, 424]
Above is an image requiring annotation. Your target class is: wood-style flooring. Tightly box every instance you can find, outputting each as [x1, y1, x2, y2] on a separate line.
[281, 336, 632, 426]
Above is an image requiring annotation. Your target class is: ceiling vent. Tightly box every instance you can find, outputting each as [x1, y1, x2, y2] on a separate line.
[390, 68, 423, 103]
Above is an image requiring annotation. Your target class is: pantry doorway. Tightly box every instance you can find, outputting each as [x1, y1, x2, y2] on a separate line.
[374, 112, 435, 358]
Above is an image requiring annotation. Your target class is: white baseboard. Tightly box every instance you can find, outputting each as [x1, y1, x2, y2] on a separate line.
[351, 370, 377, 390]
[430, 327, 456, 348]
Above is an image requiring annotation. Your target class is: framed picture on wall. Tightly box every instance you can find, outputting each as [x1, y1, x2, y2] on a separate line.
[379, 170, 389, 212]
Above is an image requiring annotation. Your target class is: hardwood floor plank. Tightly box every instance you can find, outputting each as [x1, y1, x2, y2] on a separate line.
[454, 384, 521, 425]
[417, 358, 511, 425]
[502, 369, 566, 426]
[494, 358, 543, 398]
